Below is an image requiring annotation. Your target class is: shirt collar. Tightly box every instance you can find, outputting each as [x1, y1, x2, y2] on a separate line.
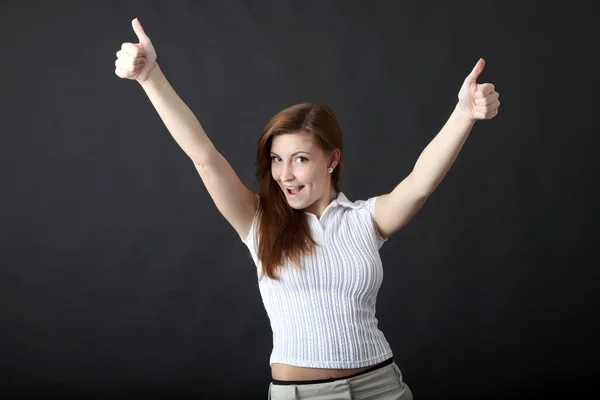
[303, 191, 358, 222]
[328, 191, 362, 210]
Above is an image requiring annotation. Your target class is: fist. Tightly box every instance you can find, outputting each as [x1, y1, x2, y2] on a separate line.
[115, 18, 157, 82]
[457, 58, 500, 121]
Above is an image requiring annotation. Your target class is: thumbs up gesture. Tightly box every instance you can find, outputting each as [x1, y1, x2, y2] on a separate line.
[457, 59, 500, 121]
[115, 18, 157, 82]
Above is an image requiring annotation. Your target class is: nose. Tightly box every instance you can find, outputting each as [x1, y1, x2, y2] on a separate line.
[281, 163, 294, 182]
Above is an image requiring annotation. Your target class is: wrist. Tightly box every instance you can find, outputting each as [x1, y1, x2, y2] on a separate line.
[138, 62, 161, 86]
[454, 103, 477, 126]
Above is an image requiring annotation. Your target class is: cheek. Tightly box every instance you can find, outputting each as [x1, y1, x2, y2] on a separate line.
[270, 165, 279, 181]
[304, 167, 326, 185]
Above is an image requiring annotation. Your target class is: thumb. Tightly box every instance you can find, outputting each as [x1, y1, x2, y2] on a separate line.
[131, 18, 151, 46]
[465, 58, 485, 84]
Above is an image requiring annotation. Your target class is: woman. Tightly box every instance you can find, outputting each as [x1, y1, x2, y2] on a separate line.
[114, 18, 500, 400]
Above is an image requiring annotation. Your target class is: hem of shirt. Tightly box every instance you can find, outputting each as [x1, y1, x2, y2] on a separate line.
[269, 351, 394, 369]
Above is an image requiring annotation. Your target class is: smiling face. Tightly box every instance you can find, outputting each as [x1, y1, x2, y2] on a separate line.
[270, 130, 339, 215]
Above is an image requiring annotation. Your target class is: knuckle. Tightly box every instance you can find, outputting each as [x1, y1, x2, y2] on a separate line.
[121, 42, 139, 55]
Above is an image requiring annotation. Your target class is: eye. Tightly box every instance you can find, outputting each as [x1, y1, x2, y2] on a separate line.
[271, 156, 281, 162]
[295, 156, 308, 163]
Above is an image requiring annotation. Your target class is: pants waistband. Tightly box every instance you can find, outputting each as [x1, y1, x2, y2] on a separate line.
[272, 357, 394, 386]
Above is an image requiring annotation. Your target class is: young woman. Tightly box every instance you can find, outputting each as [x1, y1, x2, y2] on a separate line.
[115, 18, 500, 400]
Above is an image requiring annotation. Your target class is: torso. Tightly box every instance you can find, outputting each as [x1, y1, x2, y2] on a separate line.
[244, 194, 391, 382]
[271, 363, 371, 381]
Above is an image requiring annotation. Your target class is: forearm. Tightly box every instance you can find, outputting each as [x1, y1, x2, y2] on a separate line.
[139, 63, 217, 165]
[411, 104, 476, 194]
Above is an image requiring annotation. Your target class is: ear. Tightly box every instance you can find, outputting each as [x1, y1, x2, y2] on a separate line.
[328, 148, 341, 169]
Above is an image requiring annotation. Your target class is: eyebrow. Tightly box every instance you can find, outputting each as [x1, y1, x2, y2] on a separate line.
[270, 151, 311, 157]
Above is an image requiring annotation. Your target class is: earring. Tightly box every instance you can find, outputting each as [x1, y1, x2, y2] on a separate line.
[327, 167, 334, 173]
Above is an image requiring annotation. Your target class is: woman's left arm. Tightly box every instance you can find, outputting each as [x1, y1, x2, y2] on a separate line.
[374, 58, 500, 239]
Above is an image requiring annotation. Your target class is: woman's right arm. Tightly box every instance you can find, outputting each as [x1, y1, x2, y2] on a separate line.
[115, 18, 257, 239]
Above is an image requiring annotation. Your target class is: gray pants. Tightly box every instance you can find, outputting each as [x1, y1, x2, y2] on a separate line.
[268, 362, 413, 399]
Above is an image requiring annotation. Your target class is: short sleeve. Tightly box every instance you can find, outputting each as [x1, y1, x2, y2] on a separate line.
[239, 196, 261, 270]
[240, 211, 258, 246]
[365, 196, 388, 249]
[240, 194, 260, 249]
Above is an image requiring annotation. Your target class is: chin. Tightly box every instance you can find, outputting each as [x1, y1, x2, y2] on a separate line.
[283, 192, 310, 210]
[285, 198, 306, 209]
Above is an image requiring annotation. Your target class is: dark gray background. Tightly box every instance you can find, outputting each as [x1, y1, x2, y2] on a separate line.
[1, 1, 597, 398]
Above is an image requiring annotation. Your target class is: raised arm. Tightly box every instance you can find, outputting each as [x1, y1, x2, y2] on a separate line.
[114, 18, 257, 238]
[374, 58, 500, 239]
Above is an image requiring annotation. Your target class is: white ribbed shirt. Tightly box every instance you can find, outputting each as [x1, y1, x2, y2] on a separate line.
[241, 192, 393, 368]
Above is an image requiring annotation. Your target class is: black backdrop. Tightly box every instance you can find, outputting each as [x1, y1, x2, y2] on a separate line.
[1, 1, 597, 398]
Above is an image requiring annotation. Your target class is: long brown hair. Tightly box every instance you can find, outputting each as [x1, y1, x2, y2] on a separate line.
[254, 103, 344, 279]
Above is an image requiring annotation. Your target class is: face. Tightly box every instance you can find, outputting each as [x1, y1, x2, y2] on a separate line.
[270, 131, 338, 211]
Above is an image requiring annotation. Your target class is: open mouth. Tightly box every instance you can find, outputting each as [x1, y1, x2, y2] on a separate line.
[286, 185, 305, 195]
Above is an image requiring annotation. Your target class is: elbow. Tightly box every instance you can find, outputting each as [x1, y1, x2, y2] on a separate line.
[408, 174, 436, 198]
[191, 147, 220, 169]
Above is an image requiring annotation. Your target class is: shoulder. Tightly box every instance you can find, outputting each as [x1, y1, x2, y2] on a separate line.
[240, 193, 260, 244]
[336, 193, 380, 218]
[337, 193, 387, 247]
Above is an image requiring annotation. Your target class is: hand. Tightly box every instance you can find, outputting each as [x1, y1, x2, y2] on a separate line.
[457, 58, 500, 121]
[114, 18, 157, 82]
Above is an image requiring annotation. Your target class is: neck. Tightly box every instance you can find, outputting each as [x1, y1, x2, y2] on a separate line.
[305, 186, 338, 219]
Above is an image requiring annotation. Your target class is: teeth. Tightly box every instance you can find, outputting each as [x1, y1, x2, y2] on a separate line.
[285, 185, 303, 194]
